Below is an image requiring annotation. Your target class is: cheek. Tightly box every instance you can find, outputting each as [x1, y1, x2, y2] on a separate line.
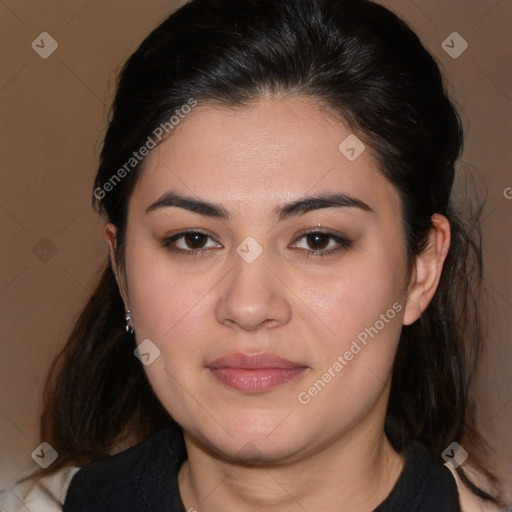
[126, 244, 211, 339]
[124, 243, 217, 407]
[304, 253, 406, 347]
[124, 245, 217, 426]
[296, 247, 407, 407]
[295, 275, 404, 433]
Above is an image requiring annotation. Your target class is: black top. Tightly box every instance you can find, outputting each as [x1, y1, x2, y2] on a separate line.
[62, 423, 461, 511]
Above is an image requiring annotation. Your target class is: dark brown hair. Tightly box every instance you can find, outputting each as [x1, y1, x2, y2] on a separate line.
[33, 0, 507, 505]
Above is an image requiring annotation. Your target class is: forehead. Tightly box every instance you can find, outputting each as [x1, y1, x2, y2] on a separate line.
[131, 97, 400, 216]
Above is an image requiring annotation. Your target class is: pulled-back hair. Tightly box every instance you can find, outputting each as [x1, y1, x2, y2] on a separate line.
[36, 0, 505, 504]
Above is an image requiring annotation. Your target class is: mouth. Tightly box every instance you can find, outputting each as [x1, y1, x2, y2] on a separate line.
[205, 353, 309, 393]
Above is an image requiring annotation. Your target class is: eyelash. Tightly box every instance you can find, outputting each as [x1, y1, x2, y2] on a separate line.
[161, 230, 352, 258]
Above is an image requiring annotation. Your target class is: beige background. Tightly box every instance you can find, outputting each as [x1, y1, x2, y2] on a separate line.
[1, 0, 511, 500]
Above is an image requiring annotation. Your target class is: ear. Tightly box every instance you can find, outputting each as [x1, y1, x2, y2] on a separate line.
[403, 214, 451, 326]
[104, 223, 130, 309]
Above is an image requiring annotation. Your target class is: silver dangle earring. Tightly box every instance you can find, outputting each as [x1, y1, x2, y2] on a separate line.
[125, 309, 135, 335]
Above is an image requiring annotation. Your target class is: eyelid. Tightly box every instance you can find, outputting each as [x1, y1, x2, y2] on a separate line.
[292, 227, 348, 240]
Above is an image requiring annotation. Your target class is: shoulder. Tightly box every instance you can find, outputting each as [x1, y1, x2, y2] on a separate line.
[63, 426, 185, 511]
[1, 466, 79, 512]
[444, 462, 509, 512]
[68, 430, 164, 490]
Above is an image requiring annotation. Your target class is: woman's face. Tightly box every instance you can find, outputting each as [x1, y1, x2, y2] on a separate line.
[115, 97, 412, 463]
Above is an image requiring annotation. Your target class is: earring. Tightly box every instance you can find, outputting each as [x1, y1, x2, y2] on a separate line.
[125, 310, 135, 335]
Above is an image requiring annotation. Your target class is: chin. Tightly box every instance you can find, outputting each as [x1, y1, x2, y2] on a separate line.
[185, 413, 313, 465]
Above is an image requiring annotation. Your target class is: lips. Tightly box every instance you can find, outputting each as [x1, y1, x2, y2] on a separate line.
[206, 353, 309, 393]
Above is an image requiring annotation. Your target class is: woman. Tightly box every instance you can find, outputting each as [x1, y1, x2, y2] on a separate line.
[18, 0, 510, 510]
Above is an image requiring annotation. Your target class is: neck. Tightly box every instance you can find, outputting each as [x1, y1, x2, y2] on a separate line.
[178, 415, 405, 512]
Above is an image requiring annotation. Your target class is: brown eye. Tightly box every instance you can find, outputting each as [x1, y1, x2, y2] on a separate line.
[183, 232, 209, 250]
[291, 231, 352, 258]
[305, 233, 331, 251]
[162, 231, 221, 255]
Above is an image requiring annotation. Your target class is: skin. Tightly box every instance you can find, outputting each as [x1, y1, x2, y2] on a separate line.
[105, 96, 450, 511]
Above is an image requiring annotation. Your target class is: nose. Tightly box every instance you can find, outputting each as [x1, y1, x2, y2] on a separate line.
[215, 247, 292, 332]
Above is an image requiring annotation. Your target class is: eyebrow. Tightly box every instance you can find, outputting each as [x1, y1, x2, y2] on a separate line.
[145, 190, 374, 220]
